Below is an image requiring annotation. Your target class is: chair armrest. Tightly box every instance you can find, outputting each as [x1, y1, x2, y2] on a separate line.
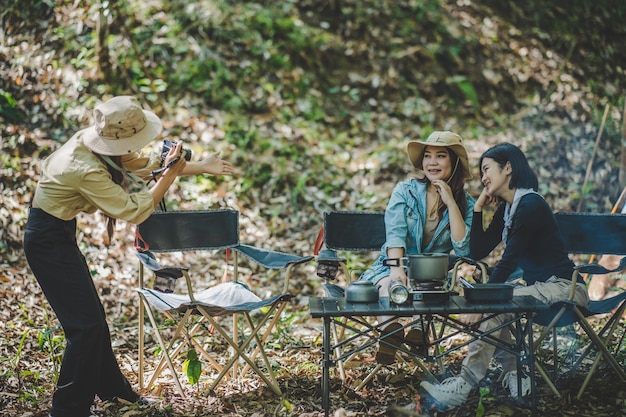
[135, 250, 194, 297]
[574, 256, 626, 275]
[233, 244, 314, 294]
[451, 256, 490, 285]
[135, 250, 188, 278]
[455, 256, 491, 270]
[568, 256, 626, 301]
[234, 244, 314, 269]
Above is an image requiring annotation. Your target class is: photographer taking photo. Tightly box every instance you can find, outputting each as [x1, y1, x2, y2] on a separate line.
[23, 95, 234, 417]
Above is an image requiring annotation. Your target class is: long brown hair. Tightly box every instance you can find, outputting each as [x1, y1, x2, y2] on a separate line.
[96, 154, 126, 243]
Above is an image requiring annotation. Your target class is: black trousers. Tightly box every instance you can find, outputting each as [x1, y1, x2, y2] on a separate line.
[24, 208, 137, 417]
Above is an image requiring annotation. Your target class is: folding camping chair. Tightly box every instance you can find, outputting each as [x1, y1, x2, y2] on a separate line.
[314, 210, 487, 388]
[533, 212, 626, 399]
[134, 209, 313, 396]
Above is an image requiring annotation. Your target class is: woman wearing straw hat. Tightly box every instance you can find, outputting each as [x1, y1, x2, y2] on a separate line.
[359, 131, 475, 364]
[23, 96, 234, 417]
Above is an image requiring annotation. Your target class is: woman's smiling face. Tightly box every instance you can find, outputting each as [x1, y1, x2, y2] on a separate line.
[480, 157, 511, 197]
[422, 146, 452, 182]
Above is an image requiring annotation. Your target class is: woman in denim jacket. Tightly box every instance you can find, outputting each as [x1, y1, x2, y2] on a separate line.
[359, 131, 475, 364]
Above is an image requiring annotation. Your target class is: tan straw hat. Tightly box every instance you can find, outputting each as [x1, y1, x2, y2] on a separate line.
[407, 131, 472, 180]
[82, 96, 162, 156]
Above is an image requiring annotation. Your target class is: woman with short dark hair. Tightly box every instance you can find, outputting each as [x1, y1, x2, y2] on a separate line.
[421, 142, 589, 408]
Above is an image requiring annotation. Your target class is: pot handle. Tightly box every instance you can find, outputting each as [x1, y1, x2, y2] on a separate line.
[459, 277, 475, 288]
[382, 257, 408, 267]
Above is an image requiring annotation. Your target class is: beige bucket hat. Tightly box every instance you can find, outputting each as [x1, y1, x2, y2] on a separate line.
[83, 96, 162, 156]
[407, 131, 472, 180]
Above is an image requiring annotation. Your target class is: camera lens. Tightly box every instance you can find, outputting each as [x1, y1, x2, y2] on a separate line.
[389, 280, 409, 305]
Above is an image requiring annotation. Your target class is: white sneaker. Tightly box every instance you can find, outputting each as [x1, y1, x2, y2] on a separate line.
[420, 376, 472, 408]
[502, 370, 531, 398]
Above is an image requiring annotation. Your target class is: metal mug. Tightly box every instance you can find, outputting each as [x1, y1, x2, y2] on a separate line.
[388, 279, 410, 304]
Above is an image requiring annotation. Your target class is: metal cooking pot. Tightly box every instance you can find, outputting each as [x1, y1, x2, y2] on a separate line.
[407, 253, 449, 282]
[383, 253, 449, 283]
[345, 281, 380, 303]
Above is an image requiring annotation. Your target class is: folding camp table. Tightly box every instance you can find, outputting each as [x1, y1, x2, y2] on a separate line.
[309, 295, 549, 416]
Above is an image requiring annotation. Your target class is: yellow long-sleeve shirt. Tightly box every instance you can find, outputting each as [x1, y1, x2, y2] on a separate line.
[33, 129, 161, 224]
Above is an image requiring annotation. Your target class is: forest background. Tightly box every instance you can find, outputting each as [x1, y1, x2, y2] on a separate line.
[1, 1, 626, 416]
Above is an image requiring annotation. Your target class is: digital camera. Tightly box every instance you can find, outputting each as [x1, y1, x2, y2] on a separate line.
[161, 138, 192, 162]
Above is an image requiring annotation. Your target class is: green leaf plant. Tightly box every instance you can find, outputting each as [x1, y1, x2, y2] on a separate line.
[476, 386, 491, 417]
[182, 349, 202, 385]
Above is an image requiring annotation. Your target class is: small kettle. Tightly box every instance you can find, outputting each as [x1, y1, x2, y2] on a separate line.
[345, 281, 380, 303]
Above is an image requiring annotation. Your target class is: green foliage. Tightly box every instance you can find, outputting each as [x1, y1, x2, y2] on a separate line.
[482, 0, 625, 103]
[182, 349, 202, 385]
[475, 386, 492, 417]
[450, 75, 480, 109]
[1, 2, 625, 415]
[37, 325, 64, 380]
[0, 0, 55, 22]
[0, 90, 25, 123]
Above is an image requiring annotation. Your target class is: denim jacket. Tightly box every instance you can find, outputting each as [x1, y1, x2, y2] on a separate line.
[359, 178, 475, 284]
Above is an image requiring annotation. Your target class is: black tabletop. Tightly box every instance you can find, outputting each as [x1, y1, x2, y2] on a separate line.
[309, 295, 549, 318]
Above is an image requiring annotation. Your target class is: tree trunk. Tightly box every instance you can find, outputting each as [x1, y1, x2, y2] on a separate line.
[96, 1, 112, 82]
[619, 100, 626, 188]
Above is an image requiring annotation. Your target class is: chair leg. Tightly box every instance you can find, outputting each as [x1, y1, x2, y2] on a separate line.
[240, 301, 288, 376]
[535, 357, 561, 397]
[574, 308, 626, 383]
[232, 312, 239, 379]
[139, 296, 145, 391]
[551, 327, 558, 378]
[140, 294, 186, 396]
[354, 364, 384, 390]
[147, 331, 189, 390]
[147, 310, 198, 392]
[574, 302, 625, 369]
[242, 311, 282, 392]
[575, 303, 626, 399]
[186, 319, 225, 373]
[147, 317, 225, 389]
[197, 308, 283, 395]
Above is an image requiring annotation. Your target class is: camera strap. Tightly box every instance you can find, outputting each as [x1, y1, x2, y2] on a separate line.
[151, 156, 180, 211]
[99, 155, 146, 192]
[150, 155, 181, 180]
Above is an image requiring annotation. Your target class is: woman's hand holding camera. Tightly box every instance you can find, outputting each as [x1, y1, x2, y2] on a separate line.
[162, 141, 187, 177]
[150, 139, 236, 207]
[150, 142, 186, 206]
